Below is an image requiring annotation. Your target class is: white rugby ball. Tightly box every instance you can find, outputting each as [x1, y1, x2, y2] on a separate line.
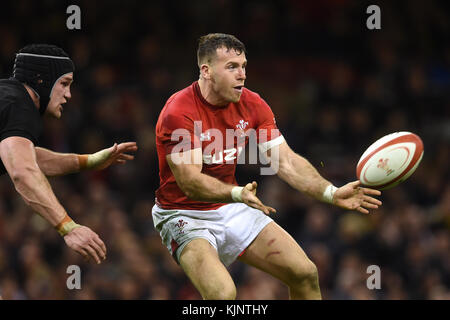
[356, 132, 424, 190]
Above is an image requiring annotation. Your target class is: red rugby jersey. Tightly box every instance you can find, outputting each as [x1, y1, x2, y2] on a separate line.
[155, 81, 284, 210]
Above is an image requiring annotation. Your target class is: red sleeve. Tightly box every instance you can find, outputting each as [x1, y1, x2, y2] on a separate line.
[255, 97, 284, 152]
[158, 109, 201, 155]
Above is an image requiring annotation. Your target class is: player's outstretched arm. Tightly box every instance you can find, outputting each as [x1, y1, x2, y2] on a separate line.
[0, 136, 106, 263]
[35, 142, 137, 176]
[268, 141, 381, 214]
[167, 148, 276, 214]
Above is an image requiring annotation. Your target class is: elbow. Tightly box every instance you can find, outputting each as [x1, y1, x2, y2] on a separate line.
[183, 189, 197, 200]
[180, 182, 198, 200]
[177, 176, 199, 200]
[11, 169, 26, 185]
[277, 160, 292, 181]
[10, 166, 39, 187]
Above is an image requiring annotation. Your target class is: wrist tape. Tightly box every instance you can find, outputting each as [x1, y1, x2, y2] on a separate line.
[78, 149, 111, 170]
[55, 214, 81, 236]
[231, 186, 244, 202]
[323, 184, 338, 204]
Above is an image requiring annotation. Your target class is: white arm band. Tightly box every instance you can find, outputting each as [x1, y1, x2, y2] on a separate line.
[322, 184, 338, 204]
[231, 186, 244, 202]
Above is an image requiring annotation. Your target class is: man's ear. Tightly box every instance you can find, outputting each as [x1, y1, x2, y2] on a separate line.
[200, 63, 211, 80]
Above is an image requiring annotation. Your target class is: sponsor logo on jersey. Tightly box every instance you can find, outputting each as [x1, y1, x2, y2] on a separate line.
[202, 147, 244, 165]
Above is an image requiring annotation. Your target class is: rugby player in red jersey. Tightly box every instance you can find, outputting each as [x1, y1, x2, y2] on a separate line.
[153, 33, 382, 300]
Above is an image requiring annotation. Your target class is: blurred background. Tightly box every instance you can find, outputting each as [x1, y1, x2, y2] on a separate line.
[0, 0, 449, 299]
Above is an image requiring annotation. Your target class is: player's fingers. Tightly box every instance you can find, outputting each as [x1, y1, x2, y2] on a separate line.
[244, 183, 257, 194]
[92, 237, 106, 260]
[362, 188, 382, 196]
[119, 154, 134, 160]
[82, 244, 101, 264]
[363, 195, 382, 206]
[118, 142, 138, 152]
[248, 198, 269, 214]
[250, 202, 267, 214]
[92, 235, 107, 256]
[77, 247, 90, 261]
[245, 182, 255, 191]
[116, 159, 126, 164]
[361, 201, 379, 209]
[92, 240, 106, 259]
[266, 205, 277, 214]
[356, 206, 369, 214]
[257, 202, 276, 215]
[350, 180, 361, 188]
[125, 145, 138, 151]
[120, 142, 137, 148]
[89, 241, 106, 261]
[107, 144, 118, 157]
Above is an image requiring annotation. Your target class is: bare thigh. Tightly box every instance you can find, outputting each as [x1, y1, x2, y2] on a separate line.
[179, 238, 236, 299]
[237, 221, 315, 285]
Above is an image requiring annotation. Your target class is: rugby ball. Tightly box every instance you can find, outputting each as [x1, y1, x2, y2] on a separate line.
[356, 132, 424, 190]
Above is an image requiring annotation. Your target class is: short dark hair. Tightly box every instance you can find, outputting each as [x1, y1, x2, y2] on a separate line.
[18, 44, 69, 58]
[197, 33, 246, 67]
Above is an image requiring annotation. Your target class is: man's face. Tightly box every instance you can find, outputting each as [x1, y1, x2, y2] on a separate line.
[208, 47, 247, 104]
[47, 73, 73, 118]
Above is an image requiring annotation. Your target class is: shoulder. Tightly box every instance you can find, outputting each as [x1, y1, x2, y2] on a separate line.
[240, 87, 274, 122]
[0, 79, 23, 104]
[0, 79, 34, 111]
[0, 78, 41, 144]
[163, 83, 197, 117]
[167, 83, 197, 109]
[241, 87, 265, 104]
[159, 83, 198, 122]
[241, 87, 272, 111]
[157, 83, 197, 132]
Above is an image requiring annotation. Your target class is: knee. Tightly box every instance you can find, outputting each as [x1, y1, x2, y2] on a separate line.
[204, 282, 236, 300]
[217, 285, 237, 300]
[286, 259, 319, 287]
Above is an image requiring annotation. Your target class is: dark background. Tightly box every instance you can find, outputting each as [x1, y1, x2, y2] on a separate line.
[0, 0, 449, 299]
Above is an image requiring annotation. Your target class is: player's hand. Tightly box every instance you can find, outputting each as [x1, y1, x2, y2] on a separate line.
[63, 225, 107, 264]
[92, 142, 138, 170]
[333, 180, 382, 214]
[241, 181, 277, 215]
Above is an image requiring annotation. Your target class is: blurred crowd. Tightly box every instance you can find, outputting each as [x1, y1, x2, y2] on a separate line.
[0, 0, 449, 299]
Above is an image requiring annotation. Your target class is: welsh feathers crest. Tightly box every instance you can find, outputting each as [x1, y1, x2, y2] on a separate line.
[236, 119, 249, 130]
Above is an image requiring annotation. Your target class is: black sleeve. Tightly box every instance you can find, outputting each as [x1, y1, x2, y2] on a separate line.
[0, 95, 42, 146]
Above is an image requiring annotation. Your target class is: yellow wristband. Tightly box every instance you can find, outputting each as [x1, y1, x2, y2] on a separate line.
[55, 215, 81, 236]
[87, 149, 111, 169]
[78, 149, 111, 170]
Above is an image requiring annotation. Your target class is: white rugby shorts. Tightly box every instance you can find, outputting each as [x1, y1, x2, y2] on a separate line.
[152, 202, 273, 267]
